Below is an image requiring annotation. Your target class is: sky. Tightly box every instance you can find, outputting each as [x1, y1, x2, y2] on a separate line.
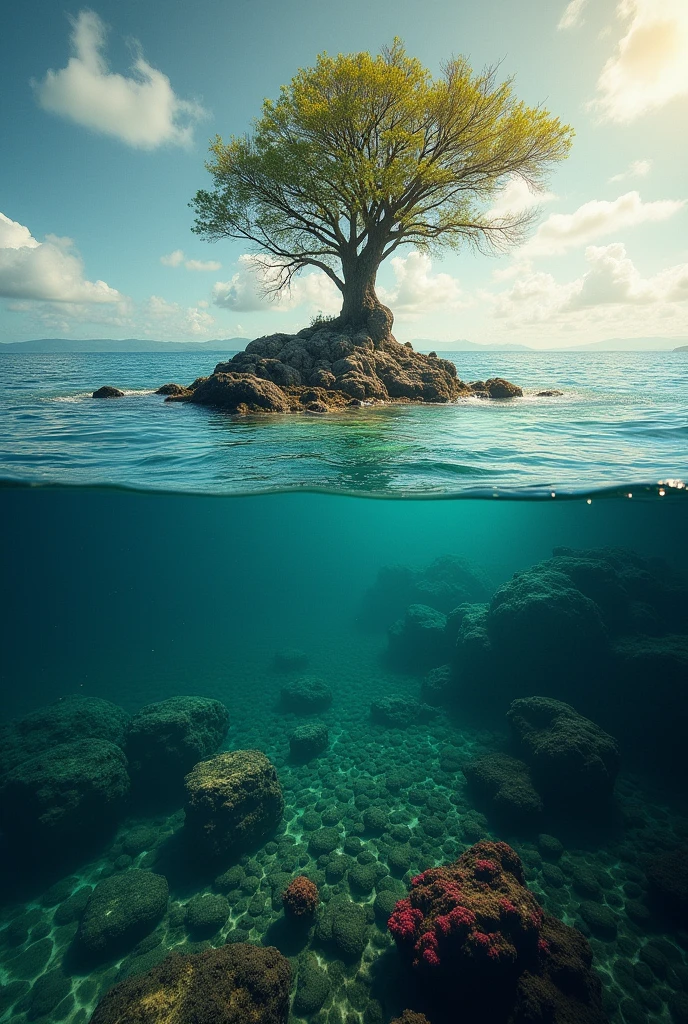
[1, 0, 687, 348]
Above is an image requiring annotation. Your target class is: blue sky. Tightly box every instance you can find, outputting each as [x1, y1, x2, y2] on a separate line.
[1, 0, 687, 347]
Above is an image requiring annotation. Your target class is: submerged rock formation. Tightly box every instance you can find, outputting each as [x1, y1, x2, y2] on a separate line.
[388, 840, 607, 1023]
[161, 325, 523, 413]
[289, 722, 328, 762]
[77, 870, 168, 960]
[89, 943, 291, 1024]
[184, 749, 284, 862]
[125, 695, 230, 799]
[463, 753, 543, 827]
[280, 677, 333, 713]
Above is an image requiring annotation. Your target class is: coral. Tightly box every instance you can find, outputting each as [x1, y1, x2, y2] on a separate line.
[307, 827, 342, 856]
[370, 696, 437, 728]
[125, 696, 230, 798]
[281, 876, 320, 920]
[184, 750, 284, 863]
[0, 695, 129, 777]
[507, 697, 620, 811]
[289, 722, 328, 762]
[280, 677, 333, 713]
[388, 840, 540, 977]
[315, 895, 369, 960]
[0, 739, 129, 853]
[462, 753, 543, 826]
[89, 942, 291, 1024]
[78, 870, 168, 960]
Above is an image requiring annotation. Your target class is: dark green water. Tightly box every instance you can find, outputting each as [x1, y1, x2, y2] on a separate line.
[0, 486, 687, 1024]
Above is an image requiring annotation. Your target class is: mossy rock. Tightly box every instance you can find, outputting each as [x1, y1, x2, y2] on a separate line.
[78, 870, 169, 959]
[294, 953, 331, 1015]
[315, 896, 368, 961]
[308, 828, 341, 857]
[185, 893, 230, 937]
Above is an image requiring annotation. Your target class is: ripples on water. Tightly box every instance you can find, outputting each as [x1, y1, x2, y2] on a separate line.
[0, 350, 686, 497]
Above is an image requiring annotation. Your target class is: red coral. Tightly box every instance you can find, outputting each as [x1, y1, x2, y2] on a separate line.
[281, 875, 320, 919]
[474, 858, 499, 878]
[389, 899, 424, 943]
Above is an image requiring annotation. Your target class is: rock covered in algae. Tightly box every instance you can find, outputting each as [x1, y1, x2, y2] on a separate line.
[289, 721, 328, 762]
[184, 371, 291, 413]
[507, 696, 620, 810]
[314, 893, 369, 960]
[388, 603, 449, 670]
[92, 385, 124, 398]
[462, 752, 543, 826]
[280, 677, 333, 713]
[89, 942, 291, 1024]
[0, 738, 129, 850]
[0, 694, 129, 777]
[125, 696, 230, 797]
[184, 749, 284, 861]
[370, 695, 437, 728]
[78, 869, 168, 959]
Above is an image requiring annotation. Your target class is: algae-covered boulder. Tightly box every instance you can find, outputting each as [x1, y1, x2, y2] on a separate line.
[93, 386, 124, 398]
[388, 603, 448, 671]
[362, 554, 492, 628]
[315, 894, 369, 960]
[0, 695, 129, 777]
[370, 695, 437, 728]
[421, 664, 453, 707]
[294, 952, 330, 1015]
[184, 749, 284, 862]
[280, 677, 333, 713]
[78, 870, 168, 959]
[462, 752, 543, 826]
[89, 943, 291, 1024]
[508, 696, 619, 811]
[0, 739, 129, 851]
[187, 372, 291, 412]
[125, 696, 230, 798]
[185, 892, 230, 936]
[289, 722, 328, 762]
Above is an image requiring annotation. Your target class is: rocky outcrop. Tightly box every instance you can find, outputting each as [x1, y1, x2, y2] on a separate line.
[370, 695, 438, 728]
[77, 870, 168, 960]
[184, 749, 284, 862]
[280, 677, 333, 713]
[289, 722, 329, 762]
[463, 752, 543, 826]
[163, 325, 523, 413]
[92, 386, 124, 398]
[508, 697, 620, 811]
[89, 943, 291, 1024]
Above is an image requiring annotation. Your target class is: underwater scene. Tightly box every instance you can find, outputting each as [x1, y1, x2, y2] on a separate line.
[1, 480, 687, 1024]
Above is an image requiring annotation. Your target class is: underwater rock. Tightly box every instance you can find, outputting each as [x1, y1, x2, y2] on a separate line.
[78, 870, 168, 959]
[508, 697, 620, 811]
[293, 953, 330, 1015]
[184, 749, 284, 862]
[315, 893, 369, 960]
[280, 676, 333, 713]
[388, 840, 606, 1023]
[391, 1014, 432, 1024]
[388, 603, 449, 671]
[469, 377, 524, 398]
[92, 386, 124, 398]
[0, 738, 129, 853]
[361, 554, 493, 628]
[462, 752, 543, 826]
[125, 696, 230, 799]
[185, 893, 230, 936]
[272, 648, 309, 672]
[289, 721, 328, 762]
[370, 695, 438, 728]
[421, 664, 453, 707]
[0, 694, 129, 777]
[281, 876, 320, 920]
[646, 846, 688, 926]
[89, 942, 291, 1024]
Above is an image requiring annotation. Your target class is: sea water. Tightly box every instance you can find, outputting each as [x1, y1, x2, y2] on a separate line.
[0, 351, 687, 1024]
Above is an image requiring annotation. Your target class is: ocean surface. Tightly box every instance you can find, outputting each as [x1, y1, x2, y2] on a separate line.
[0, 349, 686, 495]
[0, 348, 687, 1024]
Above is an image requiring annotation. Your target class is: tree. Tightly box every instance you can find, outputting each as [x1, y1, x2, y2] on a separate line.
[191, 40, 573, 338]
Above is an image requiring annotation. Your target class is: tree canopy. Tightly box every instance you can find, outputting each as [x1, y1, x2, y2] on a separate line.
[191, 40, 573, 332]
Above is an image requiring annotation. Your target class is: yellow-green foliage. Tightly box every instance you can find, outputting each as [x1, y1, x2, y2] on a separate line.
[192, 39, 573, 298]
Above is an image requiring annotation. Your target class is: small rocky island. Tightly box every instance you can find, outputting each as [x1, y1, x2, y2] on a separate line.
[94, 313, 527, 414]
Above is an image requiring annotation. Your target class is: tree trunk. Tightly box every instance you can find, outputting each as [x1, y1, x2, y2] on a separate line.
[338, 255, 394, 343]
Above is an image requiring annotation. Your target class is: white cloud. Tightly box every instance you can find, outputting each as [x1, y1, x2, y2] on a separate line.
[487, 178, 556, 220]
[608, 159, 652, 183]
[0, 211, 122, 304]
[494, 243, 688, 324]
[212, 255, 340, 313]
[558, 0, 589, 31]
[34, 10, 206, 149]
[523, 191, 684, 256]
[378, 251, 464, 312]
[145, 295, 216, 335]
[160, 249, 185, 267]
[161, 249, 222, 271]
[591, 0, 688, 122]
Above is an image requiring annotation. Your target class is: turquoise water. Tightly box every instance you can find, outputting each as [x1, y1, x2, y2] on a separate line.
[1, 350, 687, 1024]
[1, 350, 686, 494]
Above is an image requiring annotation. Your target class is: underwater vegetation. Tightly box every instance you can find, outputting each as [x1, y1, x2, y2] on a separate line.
[0, 534, 687, 1024]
